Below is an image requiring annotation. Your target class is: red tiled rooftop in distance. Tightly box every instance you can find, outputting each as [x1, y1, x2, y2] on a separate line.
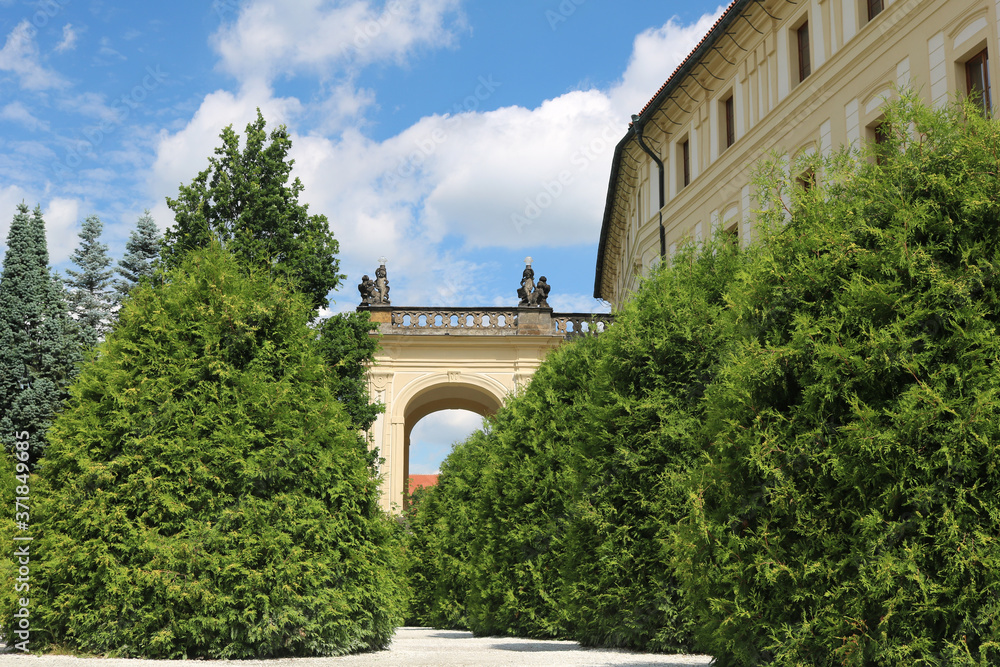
[409, 474, 440, 489]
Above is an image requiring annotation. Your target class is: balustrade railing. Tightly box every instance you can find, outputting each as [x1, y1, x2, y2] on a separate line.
[552, 313, 614, 337]
[368, 306, 614, 338]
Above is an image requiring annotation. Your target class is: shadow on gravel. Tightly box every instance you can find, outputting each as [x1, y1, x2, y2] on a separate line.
[492, 642, 576, 652]
[426, 631, 475, 639]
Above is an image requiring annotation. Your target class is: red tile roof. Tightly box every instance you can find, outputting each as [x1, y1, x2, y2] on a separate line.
[408, 474, 439, 490]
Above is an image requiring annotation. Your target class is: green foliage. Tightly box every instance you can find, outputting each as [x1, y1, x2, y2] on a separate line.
[65, 214, 114, 347]
[404, 432, 490, 629]
[561, 238, 742, 653]
[15, 244, 404, 658]
[0, 204, 82, 463]
[162, 109, 342, 312]
[407, 95, 1000, 665]
[466, 337, 602, 639]
[678, 93, 1000, 666]
[113, 209, 161, 306]
[312, 311, 383, 432]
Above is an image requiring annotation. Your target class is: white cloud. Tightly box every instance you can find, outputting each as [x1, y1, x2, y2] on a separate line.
[409, 409, 483, 474]
[610, 9, 727, 116]
[0, 101, 49, 131]
[43, 197, 81, 264]
[212, 0, 465, 87]
[148, 8, 723, 308]
[55, 24, 78, 53]
[0, 20, 65, 90]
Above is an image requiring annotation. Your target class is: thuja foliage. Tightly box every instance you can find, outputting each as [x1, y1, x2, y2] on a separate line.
[560, 237, 742, 653]
[0, 204, 81, 462]
[676, 94, 1000, 666]
[404, 430, 491, 629]
[466, 336, 605, 639]
[407, 95, 1000, 665]
[312, 311, 382, 432]
[15, 245, 404, 658]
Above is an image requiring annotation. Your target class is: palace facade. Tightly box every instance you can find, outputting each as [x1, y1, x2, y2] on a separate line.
[594, 0, 996, 306]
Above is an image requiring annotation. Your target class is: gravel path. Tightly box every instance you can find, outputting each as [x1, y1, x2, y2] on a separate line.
[0, 627, 715, 667]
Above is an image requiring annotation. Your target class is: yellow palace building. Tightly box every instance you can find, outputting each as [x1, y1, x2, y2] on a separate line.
[595, 0, 995, 306]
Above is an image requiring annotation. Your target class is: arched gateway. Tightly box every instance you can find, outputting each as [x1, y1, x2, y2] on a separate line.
[358, 260, 612, 511]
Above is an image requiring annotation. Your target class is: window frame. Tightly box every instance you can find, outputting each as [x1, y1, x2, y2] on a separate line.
[796, 22, 811, 83]
[724, 95, 736, 149]
[966, 48, 992, 115]
[681, 139, 691, 187]
[867, 0, 883, 22]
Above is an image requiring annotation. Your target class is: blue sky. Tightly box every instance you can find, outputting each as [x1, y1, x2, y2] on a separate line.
[0, 0, 726, 473]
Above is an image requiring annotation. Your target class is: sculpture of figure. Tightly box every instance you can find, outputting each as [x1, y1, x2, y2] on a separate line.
[534, 276, 551, 307]
[375, 265, 390, 305]
[517, 265, 535, 306]
[358, 275, 376, 305]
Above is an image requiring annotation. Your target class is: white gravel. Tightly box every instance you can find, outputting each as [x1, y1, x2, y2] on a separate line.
[0, 627, 715, 667]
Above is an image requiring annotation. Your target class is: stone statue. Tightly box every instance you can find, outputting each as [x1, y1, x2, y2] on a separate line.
[517, 260, 551, 307]
[358, 275, 377, 305]
[375, 264, 390, 305]
[517, 265, 535, 306]
[534, 276, 551, 307]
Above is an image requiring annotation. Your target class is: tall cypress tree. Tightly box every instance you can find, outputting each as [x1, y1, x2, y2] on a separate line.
[113, 209, 161, 306]
[65, 214, 114, 347]
[0, 203, 81, 462]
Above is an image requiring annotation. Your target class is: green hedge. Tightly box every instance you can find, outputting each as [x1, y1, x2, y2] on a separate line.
[406, 95, 1000, 666]
[2, 245, 404, 658]
[678, 93, 1000, 666]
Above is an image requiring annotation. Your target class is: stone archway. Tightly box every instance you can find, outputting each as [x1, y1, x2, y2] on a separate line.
[362, 305, 613, 511]
[399, 376, 506, 499]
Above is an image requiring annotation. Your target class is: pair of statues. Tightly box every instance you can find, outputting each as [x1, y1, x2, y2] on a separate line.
[359, 264, 390, 305]
[517, 264, 550, 308]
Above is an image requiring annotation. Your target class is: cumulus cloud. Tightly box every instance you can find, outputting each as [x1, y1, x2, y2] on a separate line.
[0, 101, 49, 131]
[212, 0, 465, 87]
[409, 409, 483, 474]
[610, 9, 727, 116]
[0, 20, 66, 90]
[55, 24, 77, 53]
[149, 6, 723, 307]
[43, 197, 82, 264]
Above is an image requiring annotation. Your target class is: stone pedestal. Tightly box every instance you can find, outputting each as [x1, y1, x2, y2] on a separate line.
[516, 307, 553, 335]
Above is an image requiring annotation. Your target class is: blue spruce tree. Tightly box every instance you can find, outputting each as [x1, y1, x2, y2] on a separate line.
[0, 204, 81, 463]
[65, 214, 113, 347]
[112, 209, 161, 306]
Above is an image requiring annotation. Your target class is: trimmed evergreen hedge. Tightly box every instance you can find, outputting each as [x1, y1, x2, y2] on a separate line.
[4, 245, 404, 658]
[406, 96, 1000, 666]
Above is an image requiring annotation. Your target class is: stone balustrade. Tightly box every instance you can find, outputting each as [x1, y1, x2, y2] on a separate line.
[362, 305, 613, 338]
[552, 313, 614, 337]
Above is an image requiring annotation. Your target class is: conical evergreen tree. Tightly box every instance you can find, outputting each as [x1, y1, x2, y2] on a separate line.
[112, 209, 161, 306]
[0, 204, 82, 462]
[19, 244, 404, 658]
[65, 214, 113, 347]
[163, 110, 342, 311]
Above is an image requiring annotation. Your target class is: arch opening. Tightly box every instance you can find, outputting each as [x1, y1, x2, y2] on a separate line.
[400, 381, 504, 500]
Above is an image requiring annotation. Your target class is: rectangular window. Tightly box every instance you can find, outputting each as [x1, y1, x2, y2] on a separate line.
[797, 23, 811, 82]
[724, 96, 736, 149]
[873, 121, 889, 164]
[867, 0, 883, 22]
[966, 48, 991, 114]
[724, 222, 739, 246]
[682, 140, 691, 187]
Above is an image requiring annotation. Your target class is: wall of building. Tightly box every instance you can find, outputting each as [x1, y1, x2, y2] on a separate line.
[599, 0, 997, 306]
